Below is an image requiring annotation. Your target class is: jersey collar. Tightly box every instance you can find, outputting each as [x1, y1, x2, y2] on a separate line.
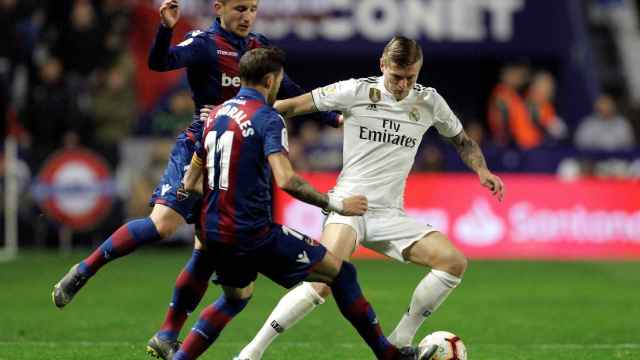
[378, 76, 415, 103]
[210, 18, 249, 49]
[237, 87, 267, 103]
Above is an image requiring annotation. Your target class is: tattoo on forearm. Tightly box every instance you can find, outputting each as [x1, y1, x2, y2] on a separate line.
[284, 175, 329, 209]
[451, 132, 488, 172]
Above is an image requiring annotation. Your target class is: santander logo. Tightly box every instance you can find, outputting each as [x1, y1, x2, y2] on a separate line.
[454, 198, 505, 247]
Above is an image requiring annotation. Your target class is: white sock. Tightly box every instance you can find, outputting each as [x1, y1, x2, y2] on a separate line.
[236, 282, 325, 360]
[388, 270, 461, 347]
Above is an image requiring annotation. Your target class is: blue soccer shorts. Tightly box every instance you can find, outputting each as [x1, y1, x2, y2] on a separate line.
[149, 128, 203, 224]
[208, 224, 328, 289]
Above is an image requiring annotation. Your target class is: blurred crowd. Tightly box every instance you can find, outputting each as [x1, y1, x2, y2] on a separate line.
[1, 0, 136, 168]
[1, 0, 639, 180]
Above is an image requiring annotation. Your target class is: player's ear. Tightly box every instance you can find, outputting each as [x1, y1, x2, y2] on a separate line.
[213, 1, 224, 15]
[379, 57, 386, 74]
[263, 73, 274, 89]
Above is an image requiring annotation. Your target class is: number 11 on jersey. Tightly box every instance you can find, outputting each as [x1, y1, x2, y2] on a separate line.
[204, 130, 234, 190]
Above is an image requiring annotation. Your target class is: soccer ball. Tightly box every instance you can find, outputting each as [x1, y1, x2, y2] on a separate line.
[418, 331, 467, 360]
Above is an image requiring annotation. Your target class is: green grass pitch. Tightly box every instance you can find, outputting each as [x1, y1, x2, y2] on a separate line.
[1, 250, 639, 359]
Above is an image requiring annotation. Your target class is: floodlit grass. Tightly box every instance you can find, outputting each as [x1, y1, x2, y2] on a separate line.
[1, 250, 639, 359]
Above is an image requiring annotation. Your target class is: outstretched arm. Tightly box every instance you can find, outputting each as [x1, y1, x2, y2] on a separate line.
[279, 74, 342, 127]
[447, 130, 505, 201]
[273, 93, 318, 119]
[267, 152, 366, 215]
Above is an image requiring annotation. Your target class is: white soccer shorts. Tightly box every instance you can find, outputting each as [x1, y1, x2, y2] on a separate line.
[324, 208, 438, 262]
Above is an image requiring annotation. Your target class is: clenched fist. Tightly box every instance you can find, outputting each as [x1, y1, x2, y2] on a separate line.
[159, 0, 180, 28]
[337, 195, 368, 216]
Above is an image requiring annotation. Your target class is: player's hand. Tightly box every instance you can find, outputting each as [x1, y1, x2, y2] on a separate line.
[338, 195, 368, 216]
[159, 0, 180, 29]
[200, 105, 214, 122]
[478, 170, 504, 202]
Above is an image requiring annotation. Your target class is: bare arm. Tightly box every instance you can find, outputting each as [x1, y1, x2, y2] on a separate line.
[273, 93, 318, 119]
[448, 130, 505, 201]
[448, 130, 488, 173]
[182, 154, 204, 195]
[268, 152, 366, 215]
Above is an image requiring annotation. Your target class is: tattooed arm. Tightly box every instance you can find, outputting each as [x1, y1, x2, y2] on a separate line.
[448, 130, 505, 201]
[267, 152, 367, 216]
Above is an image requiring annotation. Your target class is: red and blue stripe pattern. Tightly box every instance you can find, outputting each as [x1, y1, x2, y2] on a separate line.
[157, 249, 214, 342]
[330, 262, 400, 360]
[80, 218, 161, 276]
[173, 295, 250, 360]
[198, 88, 278, 249]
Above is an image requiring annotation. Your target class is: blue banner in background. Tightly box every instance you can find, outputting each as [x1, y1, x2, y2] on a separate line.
[256, 0, 566, 55]
[255, 0, 599, 124]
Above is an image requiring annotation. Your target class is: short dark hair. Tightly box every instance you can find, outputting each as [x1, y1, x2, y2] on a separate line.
[239, 47, 286, 85]
[382, 36, 423, 67]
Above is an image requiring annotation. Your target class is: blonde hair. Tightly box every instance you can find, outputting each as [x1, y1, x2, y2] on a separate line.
[382, 36, 423, 67]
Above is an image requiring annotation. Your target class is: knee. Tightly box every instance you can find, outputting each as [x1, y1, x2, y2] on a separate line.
[312, 282, 332, 299]
[224, 283, 255, 301]
[149, 210, 182, 238]
[442, 251, 468, 277]
[431, 249, 467, 278]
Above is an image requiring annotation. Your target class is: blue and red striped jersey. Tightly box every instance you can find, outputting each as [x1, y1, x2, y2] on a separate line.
[196, 87, 287, 249]
[148, 18, 340, 142]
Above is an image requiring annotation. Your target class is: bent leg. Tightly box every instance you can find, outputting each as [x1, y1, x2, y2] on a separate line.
[308, 252, 400, 360]
[79, 204, 183, 277]
[389, 231, 466, 347]
[156, 234, 214, 342]
[236, 223, 357, 360]
[174, 284, 254, 360]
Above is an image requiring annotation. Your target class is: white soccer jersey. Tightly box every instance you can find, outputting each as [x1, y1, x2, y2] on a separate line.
[311, 76, 463, 209]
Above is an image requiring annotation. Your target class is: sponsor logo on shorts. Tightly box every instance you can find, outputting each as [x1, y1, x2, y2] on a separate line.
[296, 251, 310, 264]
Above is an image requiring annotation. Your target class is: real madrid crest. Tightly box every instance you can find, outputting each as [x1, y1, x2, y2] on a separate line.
[409, 107, 421, 122]
[369, 87, 381, 103]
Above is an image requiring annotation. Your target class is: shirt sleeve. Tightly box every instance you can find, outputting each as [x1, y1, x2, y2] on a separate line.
[195, 129, 208, 159]
[311, 79, 358, 113]
[148, 27, 211, 71]
[262, 112, 289, 158]
[278, 73, 342, 128]
[430, 90, 463, 138]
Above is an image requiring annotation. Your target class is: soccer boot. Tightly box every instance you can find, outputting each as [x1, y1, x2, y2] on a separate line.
[397, 345, 438, 360]
[146, 334, 181, 360]
[52, 263, 89, 308]
[418, 344, 438, 360]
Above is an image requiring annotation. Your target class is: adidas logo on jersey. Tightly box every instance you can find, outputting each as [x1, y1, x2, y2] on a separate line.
[222, 73, 241, 87]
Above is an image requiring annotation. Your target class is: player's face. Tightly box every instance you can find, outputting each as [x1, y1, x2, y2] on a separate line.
[215, 0, 259, 38]
[380, 58, 422, 100]
[266, 69, 284, 105]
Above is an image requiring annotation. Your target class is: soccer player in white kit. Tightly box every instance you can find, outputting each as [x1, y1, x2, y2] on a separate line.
[235, 37, 505, 360]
